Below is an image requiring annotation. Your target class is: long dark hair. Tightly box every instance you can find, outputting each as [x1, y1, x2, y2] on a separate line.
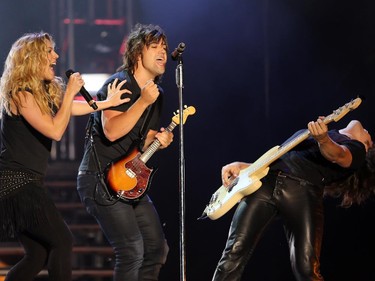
[117, 23, 168, 84]
[324, 147, 375, 207]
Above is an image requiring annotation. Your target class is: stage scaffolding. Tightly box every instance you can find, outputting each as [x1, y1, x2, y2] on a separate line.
[50, 0, 134, 161]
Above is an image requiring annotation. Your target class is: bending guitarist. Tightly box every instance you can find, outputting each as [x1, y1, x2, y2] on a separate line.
[212, 118, 375, 281]
[77, 24, 173, 281]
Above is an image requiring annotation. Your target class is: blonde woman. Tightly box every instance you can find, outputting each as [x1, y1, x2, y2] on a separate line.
[0, 32, 129, 281]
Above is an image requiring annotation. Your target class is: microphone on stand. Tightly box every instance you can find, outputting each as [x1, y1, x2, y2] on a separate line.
[170, 42, 186, 61]
[65, 69, 98, 110]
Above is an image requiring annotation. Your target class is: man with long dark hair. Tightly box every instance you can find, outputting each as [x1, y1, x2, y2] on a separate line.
[212, 118, 374, 281]
[77, 24, 173, 280]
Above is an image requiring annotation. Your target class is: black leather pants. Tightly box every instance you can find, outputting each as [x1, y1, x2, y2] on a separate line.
[212, 172, 324, 281]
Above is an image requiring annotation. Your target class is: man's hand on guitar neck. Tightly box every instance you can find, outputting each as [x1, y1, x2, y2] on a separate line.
[308, 117, 352, 168]
[155, 127, 174, 149]
[143, 128, 174, 151]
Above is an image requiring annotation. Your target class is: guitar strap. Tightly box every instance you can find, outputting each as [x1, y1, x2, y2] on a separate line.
[138, 102, 156, 146]
[85, 113, 118, 205]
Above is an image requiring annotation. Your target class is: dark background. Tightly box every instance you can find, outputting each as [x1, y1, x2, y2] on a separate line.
[1, 0, 375, 280]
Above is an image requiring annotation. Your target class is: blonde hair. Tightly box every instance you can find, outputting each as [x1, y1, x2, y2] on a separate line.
[0, 32, 64, 116]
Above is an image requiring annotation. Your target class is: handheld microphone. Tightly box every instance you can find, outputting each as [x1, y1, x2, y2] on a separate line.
[65, 69, 98, 110]
[170, 42, 186, 61]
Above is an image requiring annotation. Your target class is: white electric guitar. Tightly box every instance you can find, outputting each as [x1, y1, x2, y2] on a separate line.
[201, 97, 362, 220]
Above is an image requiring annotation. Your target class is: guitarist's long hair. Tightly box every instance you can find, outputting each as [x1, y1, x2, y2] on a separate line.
[324, 147, 375, 207]
[117, 23, 168, 84]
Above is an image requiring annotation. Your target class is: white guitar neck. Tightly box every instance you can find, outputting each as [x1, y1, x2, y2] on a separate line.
[248, 111, 342, 173]
[245, 129, 309, 175]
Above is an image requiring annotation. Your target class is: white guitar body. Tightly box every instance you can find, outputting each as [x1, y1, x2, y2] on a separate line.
[201, 98, 362, 220]
[203, 147, 277, 220]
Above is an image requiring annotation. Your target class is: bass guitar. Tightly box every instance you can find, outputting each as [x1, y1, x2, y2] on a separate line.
[201, 97, 362, 220]
[106, 106, 196, 202]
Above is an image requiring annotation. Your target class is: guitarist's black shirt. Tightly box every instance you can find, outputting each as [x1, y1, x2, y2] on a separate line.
[78, 71, 163, 173]
[271, 129, 366, 186]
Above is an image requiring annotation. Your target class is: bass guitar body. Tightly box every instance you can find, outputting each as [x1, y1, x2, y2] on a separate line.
[203, 148, 274, 220]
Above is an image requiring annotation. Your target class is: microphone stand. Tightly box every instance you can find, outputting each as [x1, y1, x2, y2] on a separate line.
[175, 53, 187, 281]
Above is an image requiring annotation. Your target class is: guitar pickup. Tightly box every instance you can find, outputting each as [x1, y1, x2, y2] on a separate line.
[209, 193, 218, 204]
[227, 177, 239, 193]
[125, 169, 136, 178]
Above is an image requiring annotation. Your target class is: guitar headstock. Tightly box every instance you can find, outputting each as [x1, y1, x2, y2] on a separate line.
[324, 97, 362, 124]
[172, 105, 196, 125]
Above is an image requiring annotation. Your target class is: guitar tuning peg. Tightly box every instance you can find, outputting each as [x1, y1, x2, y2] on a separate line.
[173, 111, 177, 115]
[184, 105, 187, 108]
